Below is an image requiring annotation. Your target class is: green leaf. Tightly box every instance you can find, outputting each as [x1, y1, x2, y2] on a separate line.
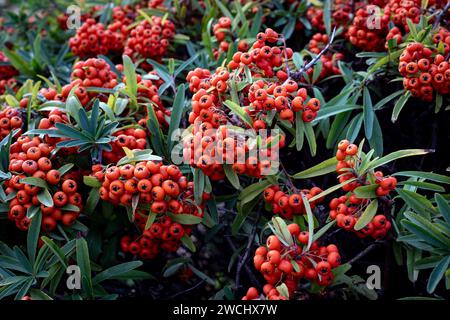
[20, 177, 48, 189]
[223, 164, 240, 189]
[145, 211, 157, 230]
[93, 261, 143, 285]
[122, 55, 138, 108]
[146, 104, 165, 156]
[393, 171, 450, 185]
[368, 115, 383, 156]
[166, 213, 203, 225]
[76, 238, 93, 299]
[312, 220, 336, 242]
[354, 199, 378, 231]
[223, 100, 253, 127]
[272, 217, 294, 246]
[427, 256, 450, 294]
[57, 163, 74, 177]
[309, 178, 357, 202]
[301, 194, 315, 251]
[40, 236, 68, 269]
[293, 157, 337, 179]
[435, 193, 450, 225]
[401, 220, 447, 249]
[83, 176, 102, 188]
[373, 90, 404, 110]
[276, 283, 290, 299]
[304, 122, 317, 156]
[397, 189, 436, 215]
[238, 179, 272, 205]
[167, 84, 186, 151]
[84, 188, 100, 215]
[189, 265, 214, 285]
[193, 168, 205, 205]
[27, 210, 42, 265]
[397, 181, 445, 192]
[295, 111, 305, 151]
[363, 87, 374, 139]
[391, 91, 411, 122]
[369, 149, 432, 170]
[37, 189, 53, 207]
[353, 184, 378, 199]
[181, 235, 196, 253]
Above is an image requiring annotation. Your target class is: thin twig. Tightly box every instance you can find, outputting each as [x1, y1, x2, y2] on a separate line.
[168, 280, 205, 299]
[347, 240, 387, 265]
[235, 206, 262, 291]
[225, 237, 261, 290]
[433, 2, 450, 29]
[291, 27, 337, 81]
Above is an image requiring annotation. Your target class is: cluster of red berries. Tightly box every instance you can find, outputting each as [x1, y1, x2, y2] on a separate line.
[213, 17, 232, 58]
[263, 185, 323, 219]
[0, 106, 23, 140]
[124, 16, 175, 67]
[247, 80, 321, 124]
[251, 224, 341, 300]
[95, 160, 208, 215]
[303, 1, 352, 32]
[0, 51, 18, 79]
[228, 28, 292, 80]
[71, 58, 118, 91]
[183, 124, 283, 180]
[305, 33, 343, 83]
[334, 139, 363, 192]
[69, 19, 125, 58]
[329, 195, 392, 239]
[39, 58, 118, 106]
[103, 128, 147, 164]
[336, 140, 398, 195]
[347, 5, 390, 52]
[212, 17, 249, 59]
[120, 215, 192, 259]
[399, 42, 450, 101]
[0, 51, 18, 94]
[6, 136, 83, 231]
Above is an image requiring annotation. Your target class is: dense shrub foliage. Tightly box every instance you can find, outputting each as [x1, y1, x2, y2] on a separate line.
[0, 0, 449, 301]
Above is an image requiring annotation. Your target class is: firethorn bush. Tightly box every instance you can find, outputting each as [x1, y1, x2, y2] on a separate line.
[0, 0, 449, 302]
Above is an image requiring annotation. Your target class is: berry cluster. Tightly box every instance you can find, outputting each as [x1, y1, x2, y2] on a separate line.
[334, 139, 363, 192]
[213, 17, 232, 59]
[120, 215, 192, 259]
[0, 51, 18, 79]
[124, 16, 175, 67]
[263, 185, 323, 219]
[6, 136, 83, 231]
[96, 160, 207, 215]
[39, 58, 118, 106]
[247, 80, 321, 123]
[252, 224, 341, 300]
[399, 42, 450, 101]
[228, 28, 291, 79]
[69, 19, 125, 58]
[329, 195, 392, 239]
[336, 139, 398, 196]
[103, 128, 147, 164]
[347, 5, 390, 51]
[0, 106, 23, 140]
[0, 51, 18, 94]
